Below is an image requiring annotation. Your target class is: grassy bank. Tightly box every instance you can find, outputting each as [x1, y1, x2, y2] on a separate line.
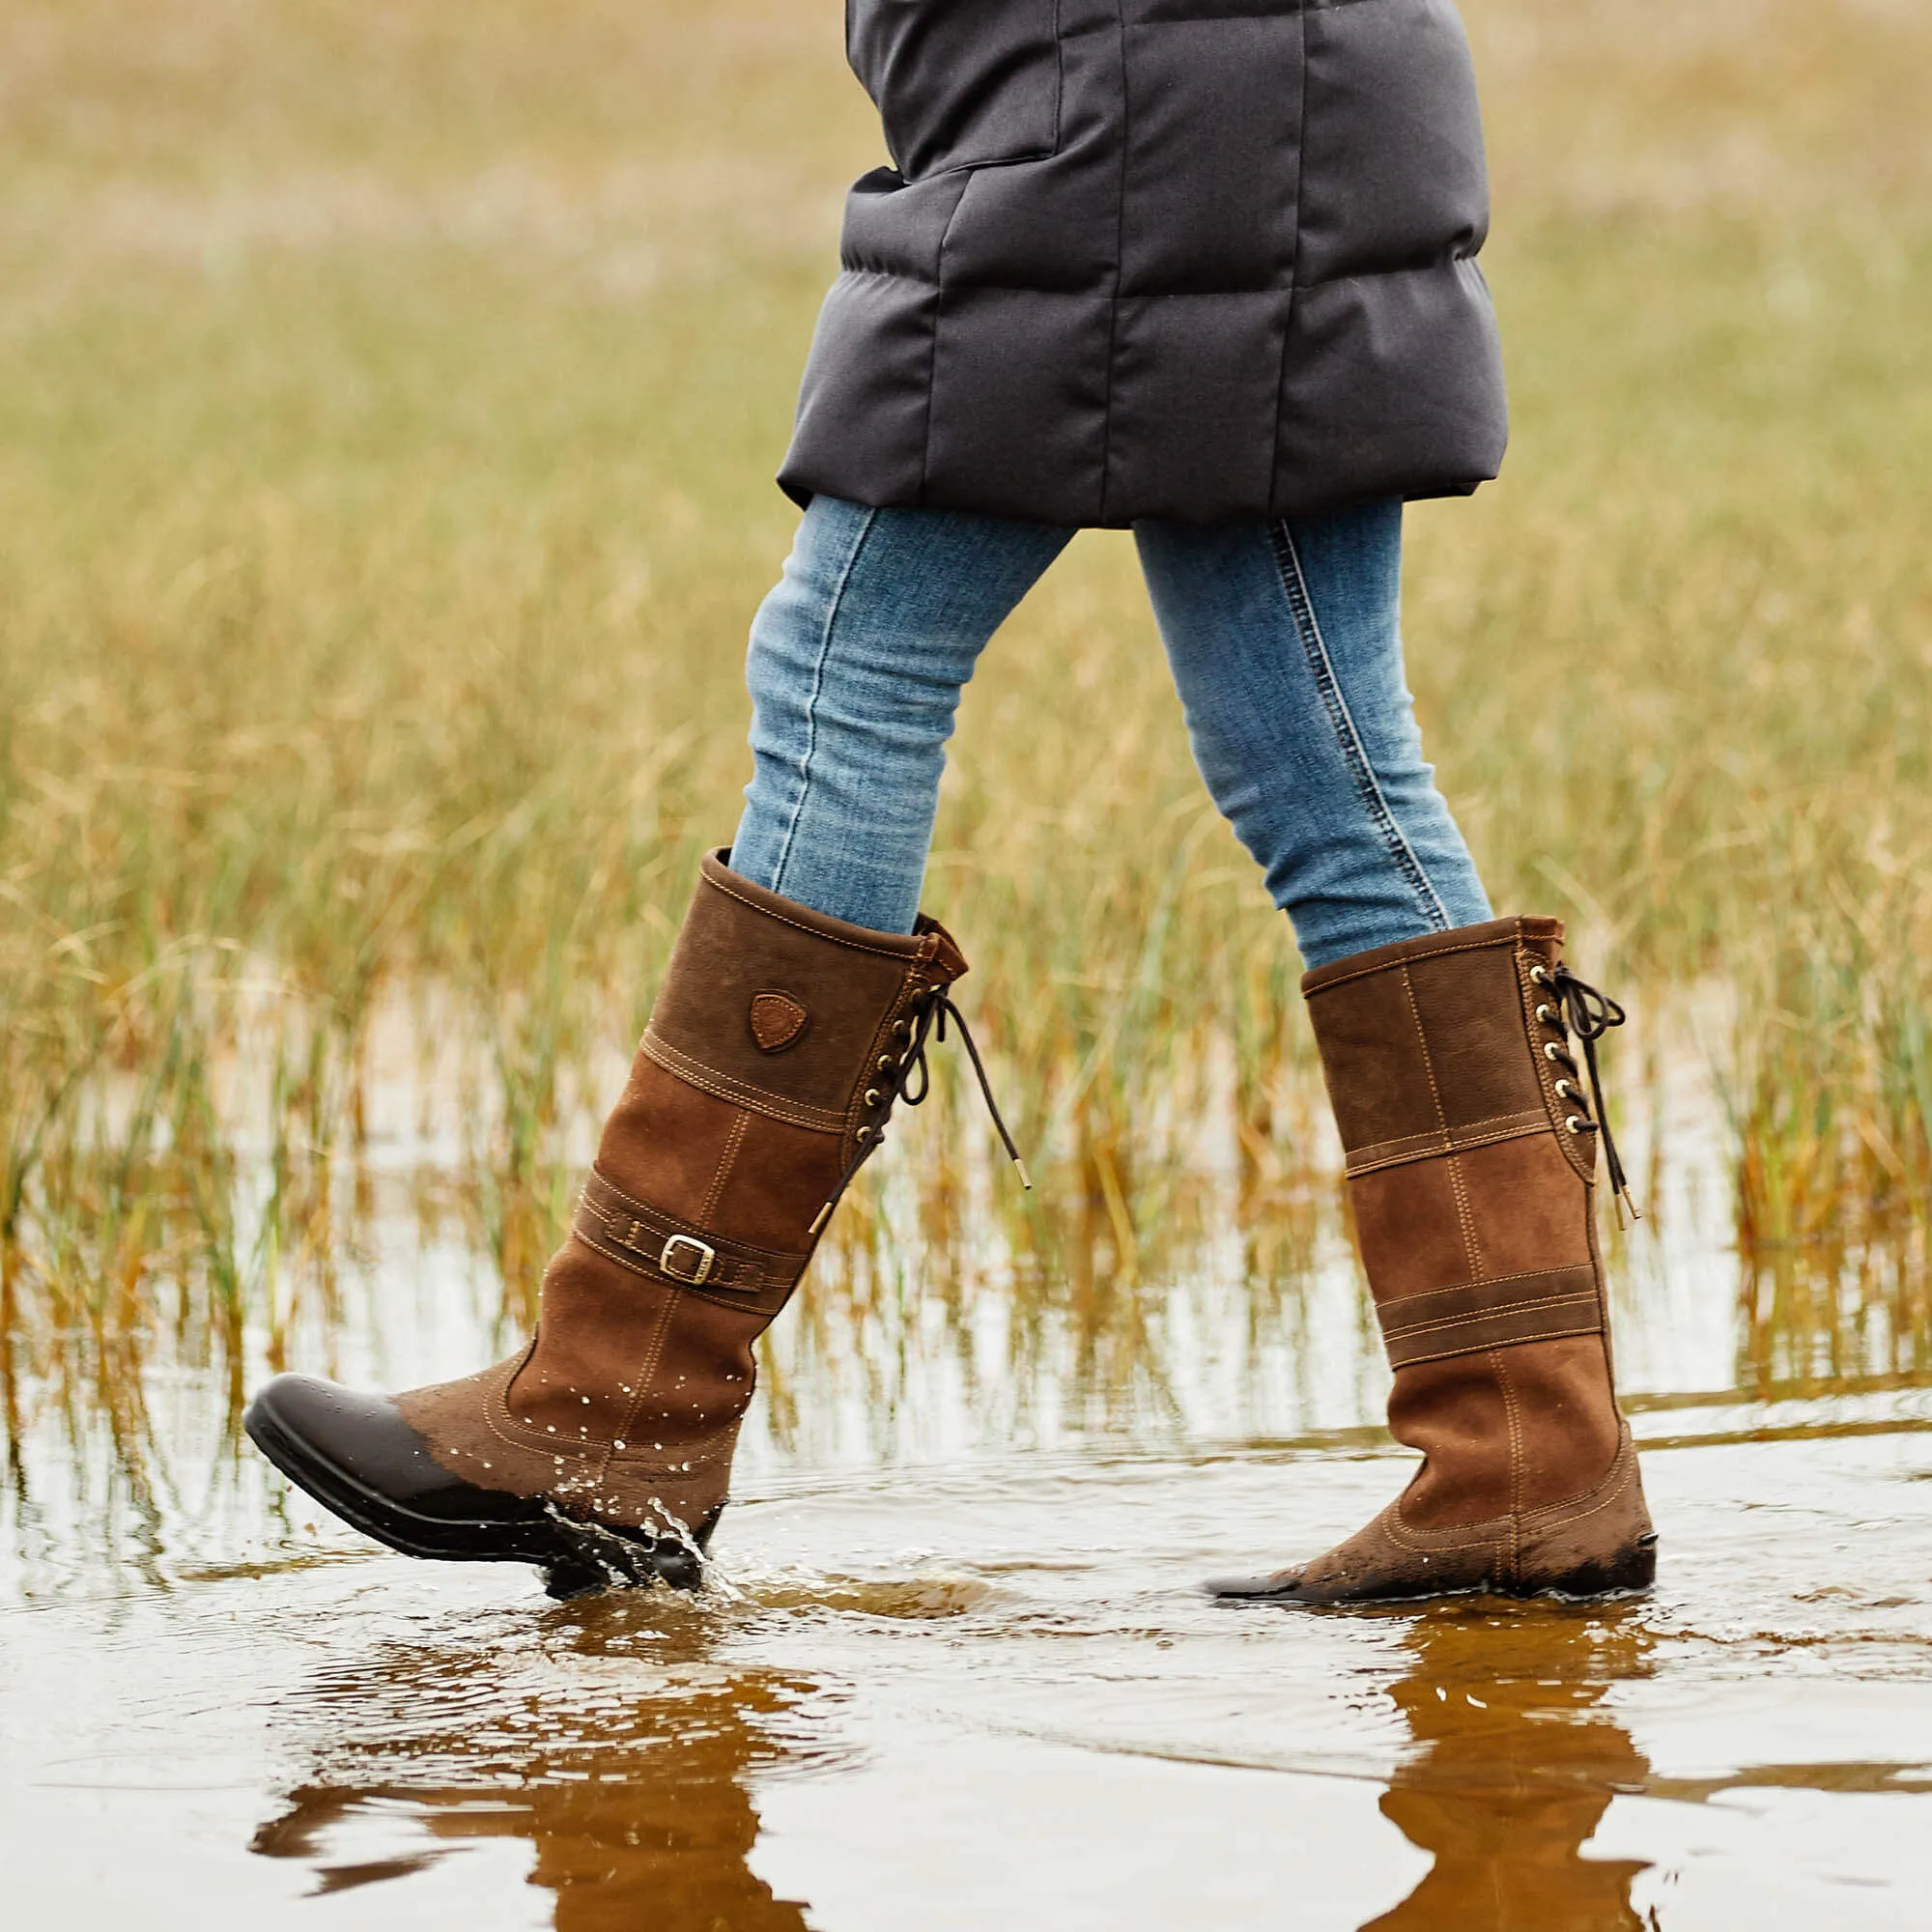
[2, 0, 1928, 1441]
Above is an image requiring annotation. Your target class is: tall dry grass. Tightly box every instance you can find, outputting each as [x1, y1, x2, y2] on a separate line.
[2, 0, 1929, 1457]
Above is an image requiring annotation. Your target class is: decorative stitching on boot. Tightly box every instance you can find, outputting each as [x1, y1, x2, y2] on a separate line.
[485, 1353, 613, 1463]
[606, 1412, 743, 1471]
[698, 1111, 751, 1225]
[1520, 1426, 1640, 1528]
[595, 1292, 680, 1489]
[1382, 1501, 1511, 1556]
[1345, 1110, 1551, 1175]
[702, 870, 923, 962]
[1386, 1317, 1603, 1370]
[482, 1405, 598, 1464]
[1382, 1294, 1602, 1339]
[1548, 1454, 1637, 1531]
[1401, 963, 1485, 1278]
[1442, 1162, 1484, 1280]
[639, 1032, 849, 1134]
[1493, 1346, 1524, 1580]
[1377, 1263, 1602, 1313]
[1391, 1291, 1600, 1337]
[1305, 928, 1520, 998]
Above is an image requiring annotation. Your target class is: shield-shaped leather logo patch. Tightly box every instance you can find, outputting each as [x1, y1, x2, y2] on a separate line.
[750, 990, 809, 1054]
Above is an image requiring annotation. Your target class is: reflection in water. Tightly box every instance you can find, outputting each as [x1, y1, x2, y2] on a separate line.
[1364, 1602, 1652, 1932]
[249, 1585, 1661, 1931]
[251, 1594, 814, 1930]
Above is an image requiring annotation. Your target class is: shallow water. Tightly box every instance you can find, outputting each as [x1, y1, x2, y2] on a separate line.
[6, 1050, 1932, 1927]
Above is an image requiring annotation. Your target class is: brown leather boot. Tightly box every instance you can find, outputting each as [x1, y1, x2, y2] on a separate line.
[246, 850, 1014, 1597]
[1207, 918, 1657, 1605]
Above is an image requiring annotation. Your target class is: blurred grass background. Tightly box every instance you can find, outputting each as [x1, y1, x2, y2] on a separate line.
[2, 0, 1929, 1435]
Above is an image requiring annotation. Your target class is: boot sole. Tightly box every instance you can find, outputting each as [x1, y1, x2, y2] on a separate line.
[1206, 1533, 1659, 1608]
[243, 1395, 715, 1599]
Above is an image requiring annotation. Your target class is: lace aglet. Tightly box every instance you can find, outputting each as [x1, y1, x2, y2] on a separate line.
[809, 1201, 834, 1237]
[1012, 1156, 1033, 1192]
[1618, 1183, 1643, 1227]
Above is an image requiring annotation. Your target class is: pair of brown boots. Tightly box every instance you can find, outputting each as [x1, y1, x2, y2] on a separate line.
[246, 851, 1655, 1604]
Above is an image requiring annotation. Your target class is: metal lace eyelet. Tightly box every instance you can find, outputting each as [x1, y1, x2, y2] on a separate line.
[1555, 1078, 1577, 1099]
[1529, 965, 1549, 984]
[864, 1089, 882, 1108]
[1536, 1003, 1557, 1024]
[854, 1126, 872, 1144]
[1565, 1116, 1586, 1133]
[1545, 1042, 1564, 1061]
[877, 1056, 894, 1072]
[892, 1020, 911, 1041]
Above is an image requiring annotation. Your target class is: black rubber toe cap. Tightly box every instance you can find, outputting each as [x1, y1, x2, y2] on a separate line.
[244, 1374, 718, 1591]
[244, 1374, 549, 1531]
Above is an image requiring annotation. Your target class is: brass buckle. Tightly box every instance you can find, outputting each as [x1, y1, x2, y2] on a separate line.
[659, 1234, 716, 1286]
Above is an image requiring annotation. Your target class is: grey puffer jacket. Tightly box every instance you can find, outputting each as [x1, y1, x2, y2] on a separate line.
[779, 0, 1507, 529]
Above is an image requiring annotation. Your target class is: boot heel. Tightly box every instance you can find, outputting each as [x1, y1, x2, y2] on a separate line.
[540, 1505, 724, 1600]
[1516, 1438, 1658, 1600]
[1528, 1529, 1659, 1602]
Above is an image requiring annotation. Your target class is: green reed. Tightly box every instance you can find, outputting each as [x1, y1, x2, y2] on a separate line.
[2, 0, 1929, 1457]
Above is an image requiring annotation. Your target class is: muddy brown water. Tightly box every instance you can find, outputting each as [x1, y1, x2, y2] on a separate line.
[6, 1065, 1932, 1927]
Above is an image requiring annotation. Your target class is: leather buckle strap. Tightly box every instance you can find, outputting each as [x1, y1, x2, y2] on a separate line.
[573, 1171, 809, 1297]
[1376, 1264, 1604, 1369]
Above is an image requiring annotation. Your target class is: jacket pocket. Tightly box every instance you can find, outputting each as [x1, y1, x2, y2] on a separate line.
[847, 0, 1063, 181]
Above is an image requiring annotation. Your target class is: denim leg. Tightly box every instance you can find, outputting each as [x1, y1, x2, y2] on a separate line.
[1135, 501, 1492, 970]
[731, 496, 1072, 934]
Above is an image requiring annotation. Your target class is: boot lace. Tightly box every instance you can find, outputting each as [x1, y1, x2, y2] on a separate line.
[810, 987, 1030, 1236]
[1528, 960, 1641, 1226]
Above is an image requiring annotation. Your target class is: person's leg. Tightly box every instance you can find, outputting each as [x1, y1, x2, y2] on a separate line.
[731, 495, 1072, 935]
[1134, 501, 1490, 970]
[1142, 508, 1652, 1610]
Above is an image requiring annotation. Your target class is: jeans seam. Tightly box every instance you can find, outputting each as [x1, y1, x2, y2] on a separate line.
[1268, 520, 1452, 933]
[771, 506, 880, 897]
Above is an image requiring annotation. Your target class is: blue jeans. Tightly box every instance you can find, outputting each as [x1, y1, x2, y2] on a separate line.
[728, 496, 1490, 969]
